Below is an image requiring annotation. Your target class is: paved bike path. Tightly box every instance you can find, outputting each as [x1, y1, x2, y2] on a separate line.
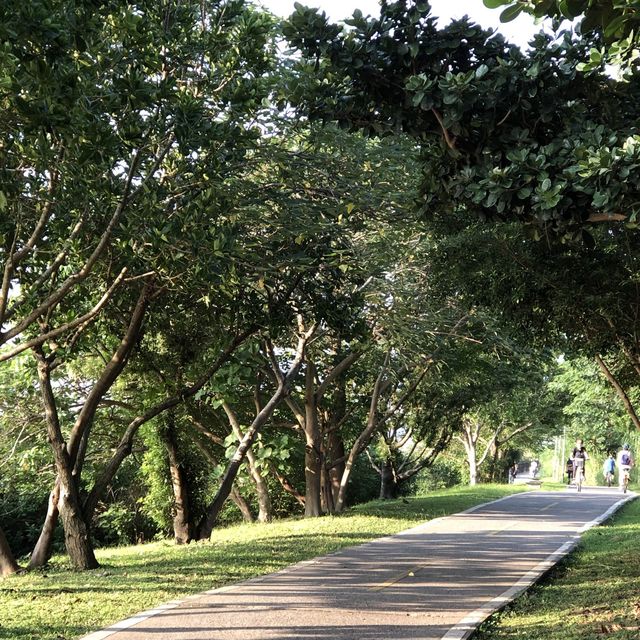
[82, 488, 636, 640]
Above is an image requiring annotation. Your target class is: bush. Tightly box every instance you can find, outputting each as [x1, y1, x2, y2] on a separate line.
[406, 460, 463, 495]
[345, 454, 380, 505]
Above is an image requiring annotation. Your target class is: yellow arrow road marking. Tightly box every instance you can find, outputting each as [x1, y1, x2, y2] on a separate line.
[369, 565, 426, 591]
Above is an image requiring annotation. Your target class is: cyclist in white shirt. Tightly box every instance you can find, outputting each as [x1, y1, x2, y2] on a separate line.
[617, 443, 634, 490]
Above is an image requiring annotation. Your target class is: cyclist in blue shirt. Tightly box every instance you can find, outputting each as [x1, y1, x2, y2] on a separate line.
[603, 454, 615, 487]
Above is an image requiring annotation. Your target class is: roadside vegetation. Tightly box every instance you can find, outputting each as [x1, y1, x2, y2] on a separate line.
[473, 496, 640, 640]
[1, 485, 525, 640]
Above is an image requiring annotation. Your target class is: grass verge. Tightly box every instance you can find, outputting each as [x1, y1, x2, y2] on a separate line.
[1, 484, 525, 640]
[472, 494, 640, 640]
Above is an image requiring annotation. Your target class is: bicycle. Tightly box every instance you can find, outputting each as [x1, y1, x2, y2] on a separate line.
[605, 471, 614, 487]
[621, 467, 631, 494]
[574, 461, 584, 493]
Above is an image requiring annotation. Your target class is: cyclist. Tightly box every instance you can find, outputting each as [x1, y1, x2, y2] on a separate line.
[571, 439, 588, 491]
[617, 443, 634, 491]
[603, 454, 615, 487]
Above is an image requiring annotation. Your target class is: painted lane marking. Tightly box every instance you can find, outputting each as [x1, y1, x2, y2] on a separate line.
[539, 501, 559, 511]
[487, 522, 518, 536]
[368, 564, 427, 591]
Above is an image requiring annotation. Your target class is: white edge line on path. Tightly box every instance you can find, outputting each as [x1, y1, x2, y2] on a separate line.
[77, 488, 546, 640]
[439, 492, 638, 640]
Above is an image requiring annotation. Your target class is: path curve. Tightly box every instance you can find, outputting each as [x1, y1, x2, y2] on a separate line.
[81, 488, 636, 640]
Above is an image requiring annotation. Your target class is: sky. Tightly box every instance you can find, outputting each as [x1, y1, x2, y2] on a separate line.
[258, 0, 542, 49]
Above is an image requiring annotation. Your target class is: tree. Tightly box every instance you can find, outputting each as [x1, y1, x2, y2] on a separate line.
[283, 2, 640, 237]
[549, 356, 635, 452]
[2, 0, 277, 569]
[0, 525, 19, 576]
[483, 0, 640, 72]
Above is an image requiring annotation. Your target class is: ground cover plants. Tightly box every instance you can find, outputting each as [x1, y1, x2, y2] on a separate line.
[1, 485, 525, 640]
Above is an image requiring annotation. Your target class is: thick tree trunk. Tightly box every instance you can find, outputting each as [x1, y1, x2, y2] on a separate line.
[0, 525, 20, 576]
[304, 364, 323, 517]
[29, 286, 149, 567]
[162, 418, 192, 544]
[36, 351, 98, 570]
[57, 485, 98, 569]
[379, 458, 399, 499]
[28, 483, 60, 568]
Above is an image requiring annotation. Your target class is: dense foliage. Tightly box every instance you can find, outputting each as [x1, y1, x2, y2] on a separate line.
[1, 0, 638, 577]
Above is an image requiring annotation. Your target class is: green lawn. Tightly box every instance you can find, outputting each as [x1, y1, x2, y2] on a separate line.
[473, 494, 640, 640]
[1, 484, 525, 640]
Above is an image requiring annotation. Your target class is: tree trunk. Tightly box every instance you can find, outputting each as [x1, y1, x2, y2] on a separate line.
[29, 286, 149, 567]
[0, 525, 20, 576]
[28, 483, 60, 568]
[468, 444, 478, 486]
[222, 402, 272, 523]
[162, 417, 192, 544]
[36, 351, 98, 570]
[596, 353, 640, 431]
[230, 486, 254, 522]
[83, 329, 255, 525]
[379, 458, 399, 499]
[326, 375, 347, 507]
[304, 363, 323, 517]
[250, 455, 272, 523]
[196, 388, 285, 538]
[269, 465, 305, 507]
[196, 326, 312, 539]
[334, 364, 387, 513]
[191, 434, 254, 522]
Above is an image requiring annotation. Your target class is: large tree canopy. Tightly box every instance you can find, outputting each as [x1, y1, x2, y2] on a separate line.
[283, 1, 640, 237]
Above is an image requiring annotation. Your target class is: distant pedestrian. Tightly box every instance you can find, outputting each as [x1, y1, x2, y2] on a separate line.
[603, 454, 615, 487]
[509, 464, 518, 484]
[530, 460, 538, 479]
[566, 458, 574, 485]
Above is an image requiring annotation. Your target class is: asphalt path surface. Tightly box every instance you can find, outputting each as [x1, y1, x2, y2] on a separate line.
[82, 488, 635, 640]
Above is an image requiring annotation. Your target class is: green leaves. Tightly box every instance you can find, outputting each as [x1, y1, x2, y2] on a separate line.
[483, 0, 510, 8]
[500, 5, 524, 22]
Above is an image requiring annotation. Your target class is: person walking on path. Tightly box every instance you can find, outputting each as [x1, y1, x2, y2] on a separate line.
[571, 439, 589, 490]
[530, 459, 538, 479]
[566, 458, 573, 484]
[617, 443, 634, 490]
[603, 454, 615, 487]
